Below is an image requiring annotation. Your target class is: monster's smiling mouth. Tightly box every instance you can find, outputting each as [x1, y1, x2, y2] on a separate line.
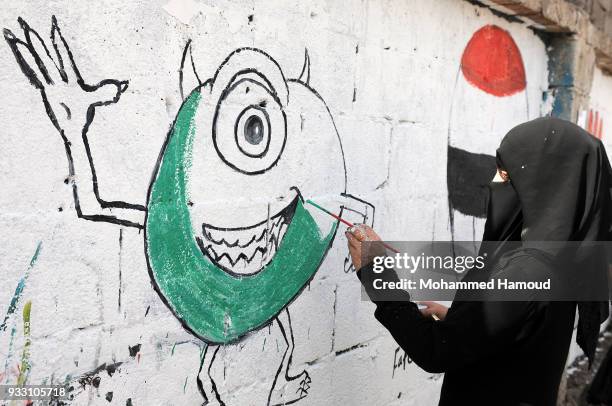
[196, 196, 299, 276]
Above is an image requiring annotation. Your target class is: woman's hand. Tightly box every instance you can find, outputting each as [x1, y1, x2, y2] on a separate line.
[346, 224, 383, 270]
[418, 301, 448, 321]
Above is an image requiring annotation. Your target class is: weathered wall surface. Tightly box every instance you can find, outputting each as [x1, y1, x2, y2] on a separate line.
[0, 0, 604, 405]
[581, 66, 612, 143]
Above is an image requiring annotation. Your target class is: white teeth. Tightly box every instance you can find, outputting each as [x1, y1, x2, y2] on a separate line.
[200, 201, 295, 275]
[218, 254, 234, 271]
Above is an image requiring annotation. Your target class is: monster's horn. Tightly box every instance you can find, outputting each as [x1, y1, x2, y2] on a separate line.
[179, 39, 202, 100]
[298, 48, 310, 85]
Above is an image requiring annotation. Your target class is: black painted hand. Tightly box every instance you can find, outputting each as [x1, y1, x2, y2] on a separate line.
[3, 16, 128, 140]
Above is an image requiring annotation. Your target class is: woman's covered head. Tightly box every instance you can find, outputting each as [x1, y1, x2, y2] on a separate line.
[495, 116, 611, 243]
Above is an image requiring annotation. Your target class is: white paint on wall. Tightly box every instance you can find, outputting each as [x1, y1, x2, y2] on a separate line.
[0, 1, 558, 405]
[163, 0, 201, 25]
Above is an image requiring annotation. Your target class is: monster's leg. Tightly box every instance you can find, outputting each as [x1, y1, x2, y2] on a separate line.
[196, 344, 225, 406]
[267, 308, 310, 406]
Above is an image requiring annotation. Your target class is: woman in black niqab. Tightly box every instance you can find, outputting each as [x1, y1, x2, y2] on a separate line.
[495, 117, 611, 362]
[351, 117, 611, 406]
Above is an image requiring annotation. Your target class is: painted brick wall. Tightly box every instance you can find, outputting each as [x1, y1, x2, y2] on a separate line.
[583, 67, 612, 143]
[0, 1, 592, 405]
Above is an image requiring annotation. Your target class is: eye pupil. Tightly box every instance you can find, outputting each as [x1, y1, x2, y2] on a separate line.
[244, 115, 264, 145]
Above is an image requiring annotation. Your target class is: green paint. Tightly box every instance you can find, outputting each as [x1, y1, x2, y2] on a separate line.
[183, 376, 188, 393]
[305, 200, 336, 219]
[1, 241, 42, 332]
[2, 243, 41, 386]
[146, 91, 337, 344]
[171, 343, 176, 356]
[16, 301, 31, 386]
[3, 326, 17, 380]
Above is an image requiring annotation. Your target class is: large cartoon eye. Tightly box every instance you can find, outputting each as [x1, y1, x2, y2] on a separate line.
[235, 106, 270, 158]
[213, 74, 287, 174]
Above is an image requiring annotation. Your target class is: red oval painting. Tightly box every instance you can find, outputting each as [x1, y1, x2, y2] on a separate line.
[461, 25, 526, 97]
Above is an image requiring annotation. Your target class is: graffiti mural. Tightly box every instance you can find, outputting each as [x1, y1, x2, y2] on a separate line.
[447, 24, 529, 240]
[3, 16, 374, 405]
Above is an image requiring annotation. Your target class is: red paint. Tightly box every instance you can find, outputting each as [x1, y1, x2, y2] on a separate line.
[461, 25, 526, 97]
[587, 109, 604, 139]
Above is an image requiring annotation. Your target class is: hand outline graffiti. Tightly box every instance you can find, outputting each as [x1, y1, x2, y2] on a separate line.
[4, 16, 374, 405]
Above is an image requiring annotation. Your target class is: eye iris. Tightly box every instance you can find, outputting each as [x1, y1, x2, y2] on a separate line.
[244, 115, 264, 145]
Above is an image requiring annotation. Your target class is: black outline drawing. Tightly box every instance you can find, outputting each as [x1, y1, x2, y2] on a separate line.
[4, 16, 144, 230]
[4, 16, 375, 406]
[212, 68, 288, 175]
[196, 193, 299, 278]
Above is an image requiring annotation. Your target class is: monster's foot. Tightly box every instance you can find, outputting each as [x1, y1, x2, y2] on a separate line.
[201, 398, 222, 406]
[269, 369, 311, 406]
[198, 376, 224, 406]
[197, 374, 223, 406]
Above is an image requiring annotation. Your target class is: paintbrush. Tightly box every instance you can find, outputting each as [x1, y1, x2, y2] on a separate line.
[305, 199, 400, 253]
[306, 200, 442, 320]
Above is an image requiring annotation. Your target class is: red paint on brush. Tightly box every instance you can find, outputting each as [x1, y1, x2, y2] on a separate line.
[305, 200, 399, 253]
[461, 25, 526, 97]
[325, 210, 354, 228]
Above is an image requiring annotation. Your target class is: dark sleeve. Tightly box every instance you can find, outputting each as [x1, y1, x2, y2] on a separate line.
[356, 261, 538, 374]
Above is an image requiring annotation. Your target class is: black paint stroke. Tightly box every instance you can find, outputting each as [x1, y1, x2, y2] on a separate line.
[179, 39, 201, 101]
[446, 145, 495, 218]
[196, 195, 297, 277]
[118, 228, 123, 312]
[267, 309, 311, 406]
[74, 362, 123, 391]
[4, 16, 145, 230]
[128, 343, 141, 357]
[196, 345, 226, 406]
[341, 192, 376, 273]
[211, 47, 290, 106]
[212, 72, 288, 175]
[341, 192, 376, 228]
[297, 49, 310, 85]
[288, 78, 349, 189]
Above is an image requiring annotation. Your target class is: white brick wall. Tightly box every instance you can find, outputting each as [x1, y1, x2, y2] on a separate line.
[0, 1, 561, 405]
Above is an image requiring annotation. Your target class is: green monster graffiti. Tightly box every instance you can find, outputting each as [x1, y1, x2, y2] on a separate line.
[5, 16, 374, 405]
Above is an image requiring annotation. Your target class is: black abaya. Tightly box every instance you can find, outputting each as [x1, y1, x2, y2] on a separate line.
[357, 117, 611, 406]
